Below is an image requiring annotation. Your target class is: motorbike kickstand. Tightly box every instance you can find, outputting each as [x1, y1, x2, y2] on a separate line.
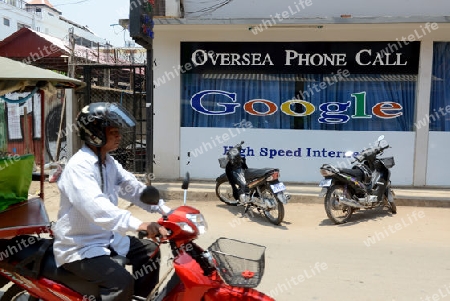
[243, 204, 251, 215]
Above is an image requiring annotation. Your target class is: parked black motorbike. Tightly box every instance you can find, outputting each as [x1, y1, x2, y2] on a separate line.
[215, 141, 289, 225]
[319, 135, 397, 224]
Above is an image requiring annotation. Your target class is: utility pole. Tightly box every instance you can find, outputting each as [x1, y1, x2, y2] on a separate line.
[68, 27, 75, 78]
[129, 0, 155, 181]
[60, 27, 77, 161]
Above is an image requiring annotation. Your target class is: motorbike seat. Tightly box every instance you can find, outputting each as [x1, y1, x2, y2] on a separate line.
[338, 167, 364, 181]
[2, 236, 99, 298]
[244, 168, 278, 181]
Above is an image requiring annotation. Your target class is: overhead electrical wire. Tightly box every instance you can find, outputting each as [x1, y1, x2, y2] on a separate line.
[185, 0, 233, 17]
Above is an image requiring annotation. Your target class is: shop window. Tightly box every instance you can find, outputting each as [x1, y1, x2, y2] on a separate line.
[181, 73, 416, 131]
[429, 42, 450, 131]
[180, 41, 418, 131]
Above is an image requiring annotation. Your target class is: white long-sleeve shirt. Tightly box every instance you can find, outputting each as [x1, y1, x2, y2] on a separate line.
[52, 145, 163, 267]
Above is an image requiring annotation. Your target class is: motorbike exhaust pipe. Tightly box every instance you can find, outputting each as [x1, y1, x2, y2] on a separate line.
[339, 196, 364, 208]
[248, 177, 266, 188]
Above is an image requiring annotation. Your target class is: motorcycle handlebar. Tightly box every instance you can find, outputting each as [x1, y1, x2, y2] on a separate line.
[356, 143, 389, 162]
[138, 229, 171, 242]
[234, 141, 244, 149]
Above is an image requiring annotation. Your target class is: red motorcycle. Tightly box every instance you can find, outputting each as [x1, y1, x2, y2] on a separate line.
[0, 175, 275, 301]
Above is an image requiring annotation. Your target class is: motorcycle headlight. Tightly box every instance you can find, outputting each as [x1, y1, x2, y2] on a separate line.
[176, 222, 195, 233]
[379, 140, 389, 149]
[186, 213, 208, 235]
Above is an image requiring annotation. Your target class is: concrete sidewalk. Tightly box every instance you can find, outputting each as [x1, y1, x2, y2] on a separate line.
[151, 180, 450, 208]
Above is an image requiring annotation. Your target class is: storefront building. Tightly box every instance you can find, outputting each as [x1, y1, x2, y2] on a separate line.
[150, 3, 450, 186]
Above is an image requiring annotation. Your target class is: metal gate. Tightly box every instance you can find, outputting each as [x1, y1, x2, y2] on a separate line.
[82, 64, 148, 173]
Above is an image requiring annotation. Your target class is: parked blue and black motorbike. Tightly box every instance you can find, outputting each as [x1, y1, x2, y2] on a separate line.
[319, 135, 397, 224]
[215, 141, 289, 225]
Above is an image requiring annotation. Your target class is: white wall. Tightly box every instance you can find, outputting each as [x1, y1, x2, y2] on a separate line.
[0, 3, 105, 45]
[0, 2, 33, 39]
[427, 132, 450, 186]
[151, 22, 450, 185]
[180, 128, 414, 185]
[183, 0, 450, 19]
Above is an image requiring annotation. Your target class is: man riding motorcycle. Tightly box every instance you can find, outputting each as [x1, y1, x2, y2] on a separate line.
[52, 102, 170, 301]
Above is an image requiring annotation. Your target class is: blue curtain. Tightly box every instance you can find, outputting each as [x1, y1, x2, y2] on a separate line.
[430, 42, 450, 131]
[181, 74, 296, 129]
[181, 73, 416, 131]
[304, 74, 416, 131]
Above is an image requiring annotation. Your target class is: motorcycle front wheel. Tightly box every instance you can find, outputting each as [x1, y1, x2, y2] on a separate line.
[383, 195, 397, 214]
[215, 178, 239, 206]
[261, 190, 285, 225]
[324, 185, 353, 224]
[385, 187, 397, 214]
[0, 284, 39, 301]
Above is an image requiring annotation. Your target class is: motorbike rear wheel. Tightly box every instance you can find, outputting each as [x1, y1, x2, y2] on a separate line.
[215, 178, 239, 206]
[0, 284, 39, 301]
[324, 185, 353, 224]
[260, 190, 285, 225]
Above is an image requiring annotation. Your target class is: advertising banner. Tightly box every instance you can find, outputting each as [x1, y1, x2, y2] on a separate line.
[181, 41, 420, 74]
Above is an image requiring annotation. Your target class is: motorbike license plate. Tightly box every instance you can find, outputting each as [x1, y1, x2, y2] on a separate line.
[270, 182, 286, 193]
[319, 178, 332, 187]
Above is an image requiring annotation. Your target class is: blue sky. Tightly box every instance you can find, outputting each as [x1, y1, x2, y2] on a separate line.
[51, 0, 131, 47]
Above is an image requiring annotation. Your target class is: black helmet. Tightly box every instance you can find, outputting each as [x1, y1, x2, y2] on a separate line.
[76, 102, 136, 147]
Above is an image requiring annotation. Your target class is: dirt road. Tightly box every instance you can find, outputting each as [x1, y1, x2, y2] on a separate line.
[8, 182, 450, 301]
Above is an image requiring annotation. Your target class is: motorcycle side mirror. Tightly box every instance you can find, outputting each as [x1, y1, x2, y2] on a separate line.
[377, 135, 385, 142]
[140, 185, 160, 205]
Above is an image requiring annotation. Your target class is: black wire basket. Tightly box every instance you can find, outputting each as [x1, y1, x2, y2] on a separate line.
[208, 237, 266, 288]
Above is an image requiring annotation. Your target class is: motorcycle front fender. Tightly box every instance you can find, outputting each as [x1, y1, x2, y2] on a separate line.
[386, 187, 395, 203]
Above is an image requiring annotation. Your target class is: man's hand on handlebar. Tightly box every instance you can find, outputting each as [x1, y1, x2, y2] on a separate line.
[138, 222, 169, 242]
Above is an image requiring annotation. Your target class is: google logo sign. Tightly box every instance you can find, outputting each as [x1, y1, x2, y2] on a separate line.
[190, 90, 403, 124]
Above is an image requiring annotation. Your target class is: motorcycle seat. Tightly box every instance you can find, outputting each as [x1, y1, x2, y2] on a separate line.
[338, 167, 364, 180]
[2, 236, 99, 298]
[244, 168, 278, 181]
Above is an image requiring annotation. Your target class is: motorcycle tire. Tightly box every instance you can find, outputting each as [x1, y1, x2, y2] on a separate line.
[389, 201, 397, 214]
[384, 195, 397, 214]
[215, 178, 239, 206]
[385, 187, 397, 214]
[261, 190, 285, 225]
[324, 185, 353, 224]
[0, 284, 39, 301]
